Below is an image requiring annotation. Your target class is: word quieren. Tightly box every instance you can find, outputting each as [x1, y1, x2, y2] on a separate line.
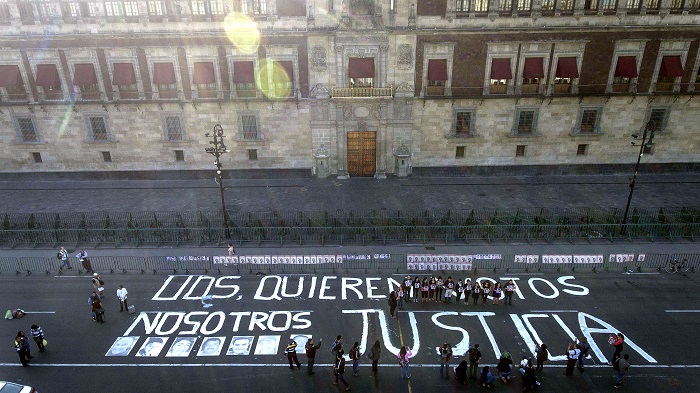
[151, 275, 590, 301]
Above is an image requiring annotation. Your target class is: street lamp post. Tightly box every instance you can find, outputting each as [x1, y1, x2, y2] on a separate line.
[205, 124, 231, 240]
[620, 120, 657, 236]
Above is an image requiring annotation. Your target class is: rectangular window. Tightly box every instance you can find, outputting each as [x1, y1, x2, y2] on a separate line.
[210, 0, 225, 14]
[559, 0, 575, 10]
[454, 110, 473, 136]
[498, 0, 512, 11]
[148, 1, 165, 15]
[248, 149, 258, 160]
[105, 2, 124, 16]
[601, 0, 617, 9]
[579, 108, 600, 133]
[626, 0, 640, 7]
[515, 109, 537, 135]
[647, 0, 660, 9]
[191, 0, 207, 15]
[174, 150, 185, 161]
[241, 0, 267, 15]
[17, 116, 37, 142]
[32, 152, 42, 163]
[124, 1, 139, 16]
[165, 116, 184, 141]
[647, 108, 669, 132]
[455, 146, 465, 158]
[541, 0, 555, 9]
[456, 0, 469, 12]
[240, 114, 258, 140]
[517, 0, 532, 10]
[89, 116, 109, 141]
[102, 151, 112, 162]
[516, 145, 526, 157]
[65, 2, 81, 17]
[577, 144, 588, 156]
[474, 0, 488, 11]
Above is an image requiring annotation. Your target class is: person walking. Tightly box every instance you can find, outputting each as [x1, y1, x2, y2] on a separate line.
[609, 333, 625, 365]
[388, 290, 398, 318]
[92, 273, 105, 297]
[398, 346, 412, 379]
[614, 354, 631, 388]
[439, 342, 453, 379]
[88, 291, 100, 321]
[57, 246, 71, 270]
[505, 280, 515, 305]
[331, 335, 342, 357]
[117, 285, 129, 312]
[29, 324, 45, 352]
[368, 340, 381, 373]
[535, 343, 548, 372]
[285, 339, 301, 370]
[349, 341, 360, 376]
[14, 334, 30, 367]
[576, 336, 590, 372]
[305, 337, 322, 375]
[564, 342, 579, 376]
[468, 343, 482, 380]
[227, 243, 236, 256]
[333, 349, 351, 390]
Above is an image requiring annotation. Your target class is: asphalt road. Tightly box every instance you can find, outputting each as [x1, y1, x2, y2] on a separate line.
[1, 246, 699, 393]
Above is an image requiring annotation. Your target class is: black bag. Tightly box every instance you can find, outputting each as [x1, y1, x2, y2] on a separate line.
[99, 279, 105, 285]
[57, 252, 62, 260]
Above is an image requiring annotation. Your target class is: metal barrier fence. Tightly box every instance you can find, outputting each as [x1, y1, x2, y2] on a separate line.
[0, 207, 698, 247]
[1, 253, 696, 276]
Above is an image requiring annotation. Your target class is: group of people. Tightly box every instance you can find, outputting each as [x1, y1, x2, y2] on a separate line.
[14, 325, 46, 367]
[57, 247, 92, 272]
[87, 271, 130, 323]
[398, 276, 517, 306]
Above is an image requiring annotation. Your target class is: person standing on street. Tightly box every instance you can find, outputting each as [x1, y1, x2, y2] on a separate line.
[15, 334, 30, 366]
[609, 333, 625, 365]
[397, 287, 405, 311]
[564, 342, 579, 376]
[117, 285, 129, 312]
[388, 290, 398, 318]
[227, 243, 236, 256]
[403, 276, 412, 303]
[17, 331, 33, 360]
[444, 276, 454, 303]
[576, 336, 590, 372]
[614, 354, 631, 388]
[350, 341, 360, 376]
[398, 346, 412, 379]
[305, 337, 322, 375]
[331, 335, 342, 357]
[285, 339, 301, 370]
[333, 349, 350, 390]
[76, 250, 92, 272]
[58, 246, 71, 270]
[439, 342, 453, 379]
[505, 280, 515, 305]
[456, 279, 464, 303]
[30, 324, 45, 352]
[535, 343, 548, 372]
[369, 340, 381, 373]
[468, 343, 482, 380]
[92, 294, 105, 324]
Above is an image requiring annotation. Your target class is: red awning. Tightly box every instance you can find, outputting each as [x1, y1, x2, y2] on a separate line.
[152, 62, 176, 84]
[523, 57, 544, 78]
[615, 56, 638, 78]
[72, 63, 97, 85]
[0, 65, 22, 87]
[35, 64, 61, 87]
[490, 58, 512, 80]
[427, 59, 448, 81]
[232, 61, 255, 83]
[112, 63, 135, 85]
[274, 61, 294, 83]
[348, 57, 375, 78]
[659, 56, 684, 78]
[192, 61, 215, 84]
[555, 57, 579, 78]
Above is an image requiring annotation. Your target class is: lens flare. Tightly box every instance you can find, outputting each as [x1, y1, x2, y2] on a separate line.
[224, 13, 260, 55]
[255, 59, 293, 100]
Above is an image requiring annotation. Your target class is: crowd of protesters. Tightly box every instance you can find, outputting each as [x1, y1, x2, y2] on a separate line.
[393, 275, 518, 306]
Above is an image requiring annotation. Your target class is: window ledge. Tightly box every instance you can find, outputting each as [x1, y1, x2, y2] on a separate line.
[162, 139, 193, 145]
[14, 140, 46, 145]
[85, 139, 118, 144]
[448, 132, 478, 139]
[569, 130, 604, 138]
[234, 138, 266, 145]
[508, 133, 541, 138]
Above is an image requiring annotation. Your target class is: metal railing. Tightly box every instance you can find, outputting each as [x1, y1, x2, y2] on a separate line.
[0, 207, 698, 248]
[331, 86, 393, 98]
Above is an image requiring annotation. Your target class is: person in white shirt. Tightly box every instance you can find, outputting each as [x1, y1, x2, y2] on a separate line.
[116, 285, 128, 312]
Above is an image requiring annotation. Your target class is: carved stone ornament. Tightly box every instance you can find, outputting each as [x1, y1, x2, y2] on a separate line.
[395, 143, 410, 157]
[309, 83, 330, 99]
[314, 144, 329, 158]
[310, 46, 327, 71]
[397, 44, 413, 70]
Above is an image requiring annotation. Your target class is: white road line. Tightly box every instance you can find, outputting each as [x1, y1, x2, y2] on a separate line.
[665, 310, 700, 313]
[529, 310, 578, 313]
[2, 363, 700, 368]
[623, 272, 661, 275]
[23, 311, 56, 314]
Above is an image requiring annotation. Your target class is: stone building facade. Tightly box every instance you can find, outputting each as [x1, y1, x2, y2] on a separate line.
[0, 0, 698, 177]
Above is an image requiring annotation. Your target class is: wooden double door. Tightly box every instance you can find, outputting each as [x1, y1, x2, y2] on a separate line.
[347, 131, 376, 177]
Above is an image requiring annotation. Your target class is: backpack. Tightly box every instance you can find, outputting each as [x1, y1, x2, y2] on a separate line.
[99, 279, 105, 285]
[469, 348, 479, 362]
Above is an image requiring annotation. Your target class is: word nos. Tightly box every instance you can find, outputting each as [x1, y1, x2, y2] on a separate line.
[151, 275, 590, 302]
[123, 311, 312, 336]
